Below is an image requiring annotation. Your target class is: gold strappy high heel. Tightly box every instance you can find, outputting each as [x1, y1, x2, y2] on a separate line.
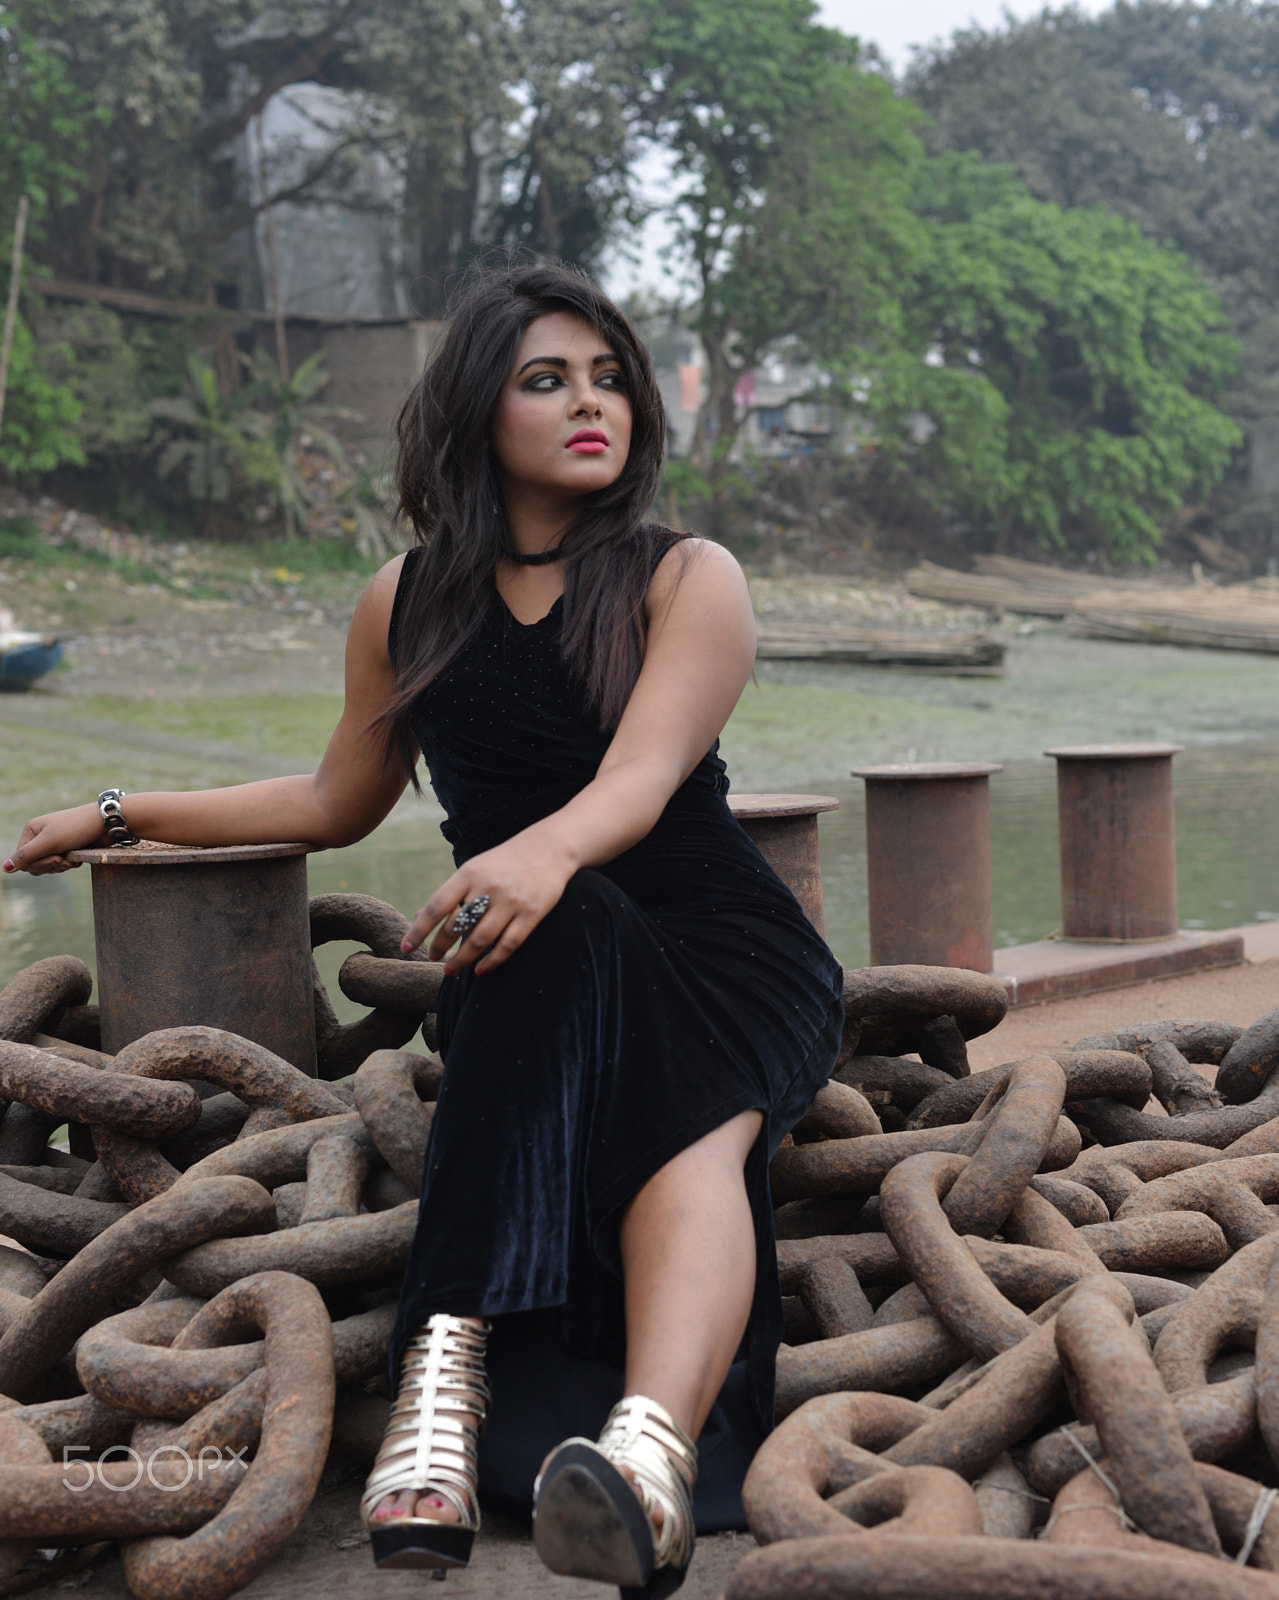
[359, 1315, 490, 1571]
[532, 1394, 698, 1600]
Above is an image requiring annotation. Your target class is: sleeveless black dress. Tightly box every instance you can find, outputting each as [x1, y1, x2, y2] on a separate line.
[386, 544, 843, 1529]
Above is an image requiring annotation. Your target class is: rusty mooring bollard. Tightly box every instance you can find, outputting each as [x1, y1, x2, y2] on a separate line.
[66, 842, 318, 1075]
[851, 763, 1002, 973]
[728, 794, 838, 935]
[1045, 744, 1183, 941]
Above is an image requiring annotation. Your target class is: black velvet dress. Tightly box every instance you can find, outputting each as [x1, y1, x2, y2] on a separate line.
[386, 545, 844, 1529]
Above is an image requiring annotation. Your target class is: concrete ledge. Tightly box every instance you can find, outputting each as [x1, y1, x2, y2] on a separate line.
[1236, 921, 1279, 963]
[994, 929, 1246, 1008]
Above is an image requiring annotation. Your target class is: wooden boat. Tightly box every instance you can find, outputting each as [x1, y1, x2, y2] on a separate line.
[0, 630, 63, 689]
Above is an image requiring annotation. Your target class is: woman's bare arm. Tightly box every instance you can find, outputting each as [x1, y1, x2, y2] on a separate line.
[410, 539, 756, 972]
[4, 556, 412, 877]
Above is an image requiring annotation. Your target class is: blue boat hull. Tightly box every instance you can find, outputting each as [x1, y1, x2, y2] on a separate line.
[0, 640, 63, 689]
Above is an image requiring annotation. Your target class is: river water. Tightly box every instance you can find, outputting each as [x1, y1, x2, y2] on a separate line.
[3, 629, 1278, 1016]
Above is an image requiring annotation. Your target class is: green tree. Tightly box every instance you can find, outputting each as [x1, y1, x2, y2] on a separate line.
[492, 0, 649, 268]
[0, 0, 102, 473]
[905, 2, 1279, 523]
[906, 3, 1279, 328]
[0, 317, 83, 474]
[27, 301, 152, 456]
[246, 348, 350, 534]
[641, 0, 925, 480]
[859, 155, 1241, 562]
[0, 0, 102, 239]
[149, 353, 276, 535]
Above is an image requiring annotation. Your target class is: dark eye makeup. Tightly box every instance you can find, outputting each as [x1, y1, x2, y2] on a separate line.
[521, 365, 628, 392]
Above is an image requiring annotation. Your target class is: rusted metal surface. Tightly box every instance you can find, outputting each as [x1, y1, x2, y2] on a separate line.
[1154, 1234, 1276, 1394]
[775, 1316, 962, 1418]
[1074, 1016, 1243, 1064]
[1145, 1038, 1223, 1115]
[743, 977, 1279, 1596]
[0, 955, 93, 1043]
[0, 1175, 275, 1401]
[1056, 1276, 1221, 1554]
[93, 1026, 347, 1203]
[725, 1535, 1279, 1599]
[338, 951, 447, 1014]
[310, 894, 435, 1078]
[3, 915, 1279, 1598]
[1115, 1154, 1279, 1250]
[907, 1050, 1153, 1128]
[165, 1201, 417, 1297]
[351, 1048, 440, 1194]
[794, 1081, 882, 1142]
[943, 1056, 1069, 1236]
[68, 842, 319, 1075]
[0, 1038, 200, 1137]
[1254, 1245, 1279, 1470]
[834, 1053, 953, 1117]
[1217, 1006, 1279, 1104]
[727, 793, 839, 935]
[842, 964, 1009, 1052]
[0, 909, 457, 1593]
[1074, 1211, 1230, 1272]
[1073, 1068, 1279, 1148]
[851, 762, 1002, 972]
[120, 1271, 335, 1600]
[1046, 743, 1183, 941]
[1024, 1370, 1258, 1496]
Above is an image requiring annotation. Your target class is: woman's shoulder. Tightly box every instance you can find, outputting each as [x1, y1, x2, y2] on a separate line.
[647, 531, 747, 610]
[346, 550, 416, 665]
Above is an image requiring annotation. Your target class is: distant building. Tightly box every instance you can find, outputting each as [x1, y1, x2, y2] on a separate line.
[645, 324, 848, 461]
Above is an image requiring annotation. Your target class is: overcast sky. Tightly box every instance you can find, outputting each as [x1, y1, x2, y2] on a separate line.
[605, 0, 1112, 297]
[817, 0, 1070, 72]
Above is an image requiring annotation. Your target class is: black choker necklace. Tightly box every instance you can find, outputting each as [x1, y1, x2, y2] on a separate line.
[507, 546, 565, 565]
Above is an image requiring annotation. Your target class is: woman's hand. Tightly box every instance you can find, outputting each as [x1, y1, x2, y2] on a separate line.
[402, 830, 578, 977]
[3, 803, 107, 877]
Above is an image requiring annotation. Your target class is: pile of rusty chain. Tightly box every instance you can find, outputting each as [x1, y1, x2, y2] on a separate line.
[728, 968, 1279, 1598]
[8, 914, 1279, 1600]
[0, 894, 443, 1600]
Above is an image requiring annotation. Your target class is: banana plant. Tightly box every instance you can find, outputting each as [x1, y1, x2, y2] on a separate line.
[149, 354, 274, 534]
[247, 349, 355, 536]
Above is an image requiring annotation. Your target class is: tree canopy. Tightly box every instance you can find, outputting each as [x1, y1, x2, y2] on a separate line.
[860, 155, 1241, 561]
[640, 0, 924, 463]
[907, 0, 1279, 504]
[0, 0, 1256, 560]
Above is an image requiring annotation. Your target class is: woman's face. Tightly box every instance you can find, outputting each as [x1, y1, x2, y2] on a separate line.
[490, 311, 633, 504]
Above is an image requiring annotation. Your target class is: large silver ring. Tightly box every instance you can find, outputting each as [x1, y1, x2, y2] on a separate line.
[451, 894, 490, 940]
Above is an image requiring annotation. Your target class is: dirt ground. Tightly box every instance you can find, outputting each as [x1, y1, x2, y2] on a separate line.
[969, 951, 1279, 1070]
[50, 1489, 749, 1600]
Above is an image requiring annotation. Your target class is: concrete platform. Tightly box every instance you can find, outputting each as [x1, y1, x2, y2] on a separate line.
[969, 949, 1279, 1072]
[994, 928, 1245, 1007]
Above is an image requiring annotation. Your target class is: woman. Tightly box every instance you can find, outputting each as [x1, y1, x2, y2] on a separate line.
[3, 265, 843, 1599]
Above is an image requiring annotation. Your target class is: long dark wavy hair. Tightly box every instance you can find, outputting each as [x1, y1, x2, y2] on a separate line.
[379, 262, 677, 783]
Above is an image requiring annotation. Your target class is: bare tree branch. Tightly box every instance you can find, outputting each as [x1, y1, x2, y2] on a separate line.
[192, 9, 361, 158]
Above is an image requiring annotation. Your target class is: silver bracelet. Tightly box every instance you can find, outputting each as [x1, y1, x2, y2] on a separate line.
[97, 789, 138, 847]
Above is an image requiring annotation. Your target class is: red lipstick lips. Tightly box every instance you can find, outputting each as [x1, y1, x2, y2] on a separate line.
[566, 428, 609, 453]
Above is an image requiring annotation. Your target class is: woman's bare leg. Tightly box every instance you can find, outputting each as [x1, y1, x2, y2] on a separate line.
[384, 1113, 764, 1529]
[536, 1109, 764, 1534]
[619, 1110, 764, 1436]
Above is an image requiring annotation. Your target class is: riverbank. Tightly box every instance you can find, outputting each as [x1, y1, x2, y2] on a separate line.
[4, 494, 1279, 992]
